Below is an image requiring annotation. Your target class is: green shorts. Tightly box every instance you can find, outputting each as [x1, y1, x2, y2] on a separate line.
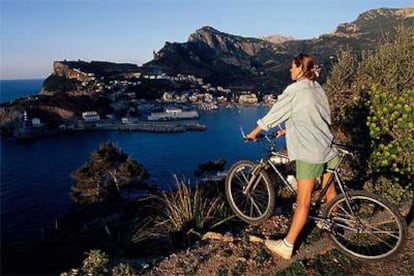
[296, 156, 339, 180]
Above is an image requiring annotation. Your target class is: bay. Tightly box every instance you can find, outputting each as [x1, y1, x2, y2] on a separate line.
[1, 82, 285, 241]
[0, 79, 44, 103]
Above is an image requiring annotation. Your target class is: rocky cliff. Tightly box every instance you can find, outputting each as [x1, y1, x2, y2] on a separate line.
[145, 7, 414, 91]
[187, 26, 272, 56]
[332, 7, 414, 38]
[53, 61, 90, 81]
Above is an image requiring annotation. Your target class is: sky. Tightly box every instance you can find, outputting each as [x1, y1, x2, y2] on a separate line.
[0, 0, 412, 80]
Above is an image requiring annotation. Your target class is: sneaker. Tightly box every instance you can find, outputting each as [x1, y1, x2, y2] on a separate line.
[264, 239, 293, 260]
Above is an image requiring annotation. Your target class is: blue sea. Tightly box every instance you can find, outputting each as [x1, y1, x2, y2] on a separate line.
[0, 80, 283, 241]
[0, 79, 44, 103]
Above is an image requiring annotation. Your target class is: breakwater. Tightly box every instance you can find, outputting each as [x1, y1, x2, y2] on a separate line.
[12, 120, 206, 140]
[95, 121, 206, 133]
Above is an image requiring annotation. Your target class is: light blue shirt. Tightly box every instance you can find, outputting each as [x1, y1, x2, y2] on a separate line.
[257, 78, 337, 164]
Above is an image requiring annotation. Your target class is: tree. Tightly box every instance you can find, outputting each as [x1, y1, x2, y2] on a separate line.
[70, 142, 149, 205]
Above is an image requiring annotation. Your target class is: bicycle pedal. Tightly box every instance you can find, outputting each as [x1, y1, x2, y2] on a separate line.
[315, 221, 324, 229]
[315, 220, 331, 230]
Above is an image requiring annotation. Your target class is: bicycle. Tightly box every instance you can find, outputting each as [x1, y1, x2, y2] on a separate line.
[225, 130, 408, 260]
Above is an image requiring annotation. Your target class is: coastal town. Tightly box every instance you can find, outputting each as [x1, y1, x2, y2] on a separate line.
[1, 60, 278, 140]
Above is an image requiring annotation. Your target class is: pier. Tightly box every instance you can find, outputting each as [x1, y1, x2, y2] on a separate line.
[94, 121, 206, 133]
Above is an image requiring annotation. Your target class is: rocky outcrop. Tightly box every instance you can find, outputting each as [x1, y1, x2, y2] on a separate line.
[188, 26, 270, 56]
[53, 61, 90, 81]
[261, 35, 295, 44]
[39, 105, 75, 119]
[332, 7, 414, 37]
[0, 107, 19, 127]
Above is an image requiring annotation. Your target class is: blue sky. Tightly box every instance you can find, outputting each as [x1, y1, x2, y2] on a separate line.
[0, 0, 412, 80]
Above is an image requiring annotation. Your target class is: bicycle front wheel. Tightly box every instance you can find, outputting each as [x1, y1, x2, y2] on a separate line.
[324, 190, 407, 260]
[225, 160, 275, 225]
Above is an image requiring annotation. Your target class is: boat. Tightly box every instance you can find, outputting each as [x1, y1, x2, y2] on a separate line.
[147, 107, 199, 121]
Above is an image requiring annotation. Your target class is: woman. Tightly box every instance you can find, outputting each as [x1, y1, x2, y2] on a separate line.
[246, 53, 338, 259]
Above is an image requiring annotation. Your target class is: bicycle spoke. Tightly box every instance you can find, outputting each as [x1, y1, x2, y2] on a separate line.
[234, 172, 249, 189]
[250, 197, 264, 216]
[335, 204, 353, 219]
[370, 219, 398, 227]
[365, 231, 397, 250]
[363, 224, 401, 240]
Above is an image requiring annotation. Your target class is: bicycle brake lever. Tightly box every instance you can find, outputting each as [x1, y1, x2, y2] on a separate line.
[240, 126, 248, 140]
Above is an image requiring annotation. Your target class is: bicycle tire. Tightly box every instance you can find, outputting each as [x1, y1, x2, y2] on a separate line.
[323, 190, 407, 260]
[225, 160, 275, 225]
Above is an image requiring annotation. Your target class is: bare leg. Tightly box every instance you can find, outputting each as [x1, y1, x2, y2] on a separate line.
[285, 179, 316, 245]
[321, 172, 337, 203]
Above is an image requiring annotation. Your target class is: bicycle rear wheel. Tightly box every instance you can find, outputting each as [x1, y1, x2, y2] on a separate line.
[225, 160, 275, 225]
[324, 190, 407, 260]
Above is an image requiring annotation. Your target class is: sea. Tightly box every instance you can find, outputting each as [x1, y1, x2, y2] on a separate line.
[0, 79, 283, 242]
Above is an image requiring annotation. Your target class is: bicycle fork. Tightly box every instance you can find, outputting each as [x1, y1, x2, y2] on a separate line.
[242, 164, 264, 195]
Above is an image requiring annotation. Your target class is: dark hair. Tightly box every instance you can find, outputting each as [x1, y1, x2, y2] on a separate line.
[293, 53, 318, 81]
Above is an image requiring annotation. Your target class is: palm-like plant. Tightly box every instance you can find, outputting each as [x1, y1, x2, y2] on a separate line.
[132, 176, 232, 244]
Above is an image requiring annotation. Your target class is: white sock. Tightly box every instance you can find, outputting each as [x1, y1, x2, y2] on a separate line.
[283, 238, 294, 248]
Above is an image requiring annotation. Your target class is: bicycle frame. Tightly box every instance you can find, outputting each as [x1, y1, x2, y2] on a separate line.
[244, 133, 357, 223]
[229, 131, 408, 260]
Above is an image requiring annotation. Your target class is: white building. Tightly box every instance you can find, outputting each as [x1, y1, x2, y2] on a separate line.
[82, 111, 100, 122]
[31, 118, 42, 128]
[239, 94, 258, 105]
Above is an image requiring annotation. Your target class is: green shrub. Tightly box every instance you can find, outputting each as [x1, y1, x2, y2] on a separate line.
[111, 263, 137, 276]
[364, 176, 413, 206]
[81, 249, 109, 275]
[325, 26, 414, 202]
[367, 86, 413, 176]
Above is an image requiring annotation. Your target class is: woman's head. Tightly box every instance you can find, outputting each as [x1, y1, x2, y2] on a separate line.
[290, 53, 318, 81]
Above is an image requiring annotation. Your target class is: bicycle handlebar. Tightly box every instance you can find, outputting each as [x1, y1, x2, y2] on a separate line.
[240, 126, 276, 142]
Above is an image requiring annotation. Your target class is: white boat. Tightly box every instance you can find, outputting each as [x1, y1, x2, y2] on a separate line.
[147, 107, 199, 121]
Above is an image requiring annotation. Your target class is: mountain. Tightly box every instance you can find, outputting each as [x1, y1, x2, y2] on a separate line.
[144, 7, 414, 92]
[261, 35, 296, 44]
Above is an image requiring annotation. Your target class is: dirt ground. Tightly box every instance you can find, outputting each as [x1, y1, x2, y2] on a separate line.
[139, 205, 414, 276]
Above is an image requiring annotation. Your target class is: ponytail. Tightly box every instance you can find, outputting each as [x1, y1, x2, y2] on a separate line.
[293, 53, 321, 81]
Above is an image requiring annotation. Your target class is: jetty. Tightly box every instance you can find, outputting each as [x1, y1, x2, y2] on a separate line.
[94, 121, 206, 133]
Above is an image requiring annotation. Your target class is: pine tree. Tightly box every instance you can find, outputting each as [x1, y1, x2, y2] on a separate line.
[70, 142, 149, 205]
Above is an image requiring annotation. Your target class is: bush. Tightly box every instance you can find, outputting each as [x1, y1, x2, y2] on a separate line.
[111, 263, 137, 276]
[364, 176, 413, 206]
[325, 26, 414, 202]
[61, 250, 137, 276]
[81, 249, 109, 275]
[131, 176, 231, 244]
[367, 86, 413, 177]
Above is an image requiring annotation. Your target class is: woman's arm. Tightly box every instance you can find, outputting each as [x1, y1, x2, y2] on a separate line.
[246, 125, 263, 141]
[257, 87, 295, 131]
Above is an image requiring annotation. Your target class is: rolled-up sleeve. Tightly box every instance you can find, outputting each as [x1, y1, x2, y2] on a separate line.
[257, 88, 294, 131]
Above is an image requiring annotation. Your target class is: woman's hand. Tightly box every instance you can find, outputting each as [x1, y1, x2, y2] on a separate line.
[276, 128, 286, 138]
[246, 132, 257, 141]
[246, 126, 263, 141]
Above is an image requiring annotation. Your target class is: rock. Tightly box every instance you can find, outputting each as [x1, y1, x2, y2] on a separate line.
[249, 235, 264, 243]
[202, 231, 234, 242]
